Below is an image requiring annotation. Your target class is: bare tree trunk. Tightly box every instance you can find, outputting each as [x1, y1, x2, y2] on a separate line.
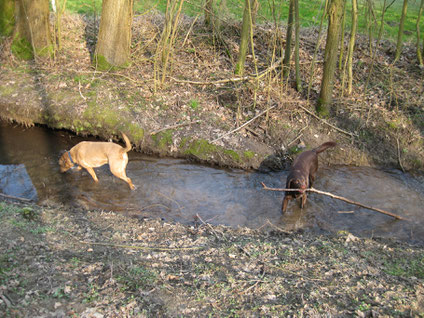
[251, 0, 259, 26]
[338, 3, 346, 70]
[365, 0, 375, 56]
[294, 0, 301, 92]
[95, 0, 134, 70]
[347, 0, 357, 95]
[0, 0, 14, 36]
[52, 0, 67, 55]
[307, 0, 328, 101]
[153, 0, 185, 90]
[204, 0, 213, 28]
[13, 0, 52, 59]
[416, 0, 424, 66]
[316, 0, 345, 117]
[235, 0, 254, 75]
[282, 0, 294, 79]
[395, 0, 408, 61]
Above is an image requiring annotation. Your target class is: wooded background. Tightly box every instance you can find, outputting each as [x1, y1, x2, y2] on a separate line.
[0, 0, 423, 116]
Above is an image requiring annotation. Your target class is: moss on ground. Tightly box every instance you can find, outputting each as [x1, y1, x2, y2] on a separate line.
[152, 130, 173, 150]
[11, 35, 33, 60]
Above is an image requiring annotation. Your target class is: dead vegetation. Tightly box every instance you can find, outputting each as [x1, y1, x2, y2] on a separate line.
[1, 199, 423, 316]
[0, 11, 423, 171]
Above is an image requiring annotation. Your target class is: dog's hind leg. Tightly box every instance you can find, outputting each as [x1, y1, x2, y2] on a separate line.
[110, 166, 135, 190]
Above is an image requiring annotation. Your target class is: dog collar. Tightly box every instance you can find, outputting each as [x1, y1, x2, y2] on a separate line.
[67, 151, 75, 165]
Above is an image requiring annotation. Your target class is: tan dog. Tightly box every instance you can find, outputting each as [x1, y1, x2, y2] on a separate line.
[59, 133, 135, 190]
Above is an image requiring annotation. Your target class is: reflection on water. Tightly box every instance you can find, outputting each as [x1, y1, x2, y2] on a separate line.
[1, 121, 424, 244]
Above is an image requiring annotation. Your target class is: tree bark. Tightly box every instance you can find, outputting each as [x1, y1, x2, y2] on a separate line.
[0, 0, 15, 36]
[13, 0, 52, 59]
[95, 0, 134, 70]
[394, 0, 408, 61]
[294, 0, 301, 92]
[416, 0, 424, 66]
[235, 0, 254, 76]
[347, 0, 357, 95]
[282, 0, 294, 79]
[204, 0, 213, 28]
[316, 0, 345, 117]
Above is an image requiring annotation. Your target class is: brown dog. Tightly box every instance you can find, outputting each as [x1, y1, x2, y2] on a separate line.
[59, 133, 135, 190]
[282, 141, 336, 212]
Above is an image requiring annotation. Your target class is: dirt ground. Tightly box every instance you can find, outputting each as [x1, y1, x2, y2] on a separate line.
[1, 199, 423, 317]
[0, 13, 423, 171]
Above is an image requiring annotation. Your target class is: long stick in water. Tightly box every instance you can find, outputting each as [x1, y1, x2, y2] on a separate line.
[261, 182, 405, 220]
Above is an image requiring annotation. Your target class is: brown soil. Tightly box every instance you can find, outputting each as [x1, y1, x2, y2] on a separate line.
[0, 13, 423, 171]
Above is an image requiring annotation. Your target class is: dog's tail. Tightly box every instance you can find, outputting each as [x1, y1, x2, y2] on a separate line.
[313, 141, 337, 154]
[121, 133, 132, 153]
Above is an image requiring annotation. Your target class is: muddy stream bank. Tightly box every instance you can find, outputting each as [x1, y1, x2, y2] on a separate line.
[1, 121, 424, 244]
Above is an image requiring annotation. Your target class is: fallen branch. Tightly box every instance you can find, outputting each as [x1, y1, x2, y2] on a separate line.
[150, 120, 201, 135]
[169, 58, 283, 86]
[298, 104, 358, 138]
[68, 233, 203, 251]
[196, 213, 228, 241]
[396, 138, 405, 172]
[261, 182, 405, 220]
[212, 104, 277, 143]
[0, 192, 33, 202]
[170, 75, 250, 85]
[0, 293, 12, 307]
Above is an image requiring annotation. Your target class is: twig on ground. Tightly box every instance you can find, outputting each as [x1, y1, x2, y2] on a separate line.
[261, 182, 405, 220]
[212, 104, 277, 143]
[0, 192, 33, 202]
[196, 213, 228, 241]
[78, 80, 86, 101]
[287, 123, 309, 147]
[266, 263, 326, 282]
[396, 138, 405, 172]
[150, 120, 201, 135]
[68, 233, 203, 251]
[298, 104, 357, 138]
[255, 219, 292, 234]
[0, 293, 12, 307]
[170, 75, 250, 85]
[169, 58, 283, 86]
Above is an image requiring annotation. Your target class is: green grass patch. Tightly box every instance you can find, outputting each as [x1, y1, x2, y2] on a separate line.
[383, 253, 424, 279]
[189, 99, 200, 110]
[152, 129, 173, 149]
[63, 0, 424, 43]
[117, 265, 158, 292]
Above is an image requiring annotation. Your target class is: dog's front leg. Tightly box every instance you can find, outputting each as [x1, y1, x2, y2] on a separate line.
[84, 167, 99, 182]
[282, 195, 290, 213]
[300, 193, 307, 209]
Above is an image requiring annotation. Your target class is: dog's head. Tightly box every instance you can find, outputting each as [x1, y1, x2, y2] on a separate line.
[287, 178, 307, 197]
[58, 151, 74, 172]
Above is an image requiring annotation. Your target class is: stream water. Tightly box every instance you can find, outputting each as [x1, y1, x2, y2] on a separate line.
[1, 121, 424, 244]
